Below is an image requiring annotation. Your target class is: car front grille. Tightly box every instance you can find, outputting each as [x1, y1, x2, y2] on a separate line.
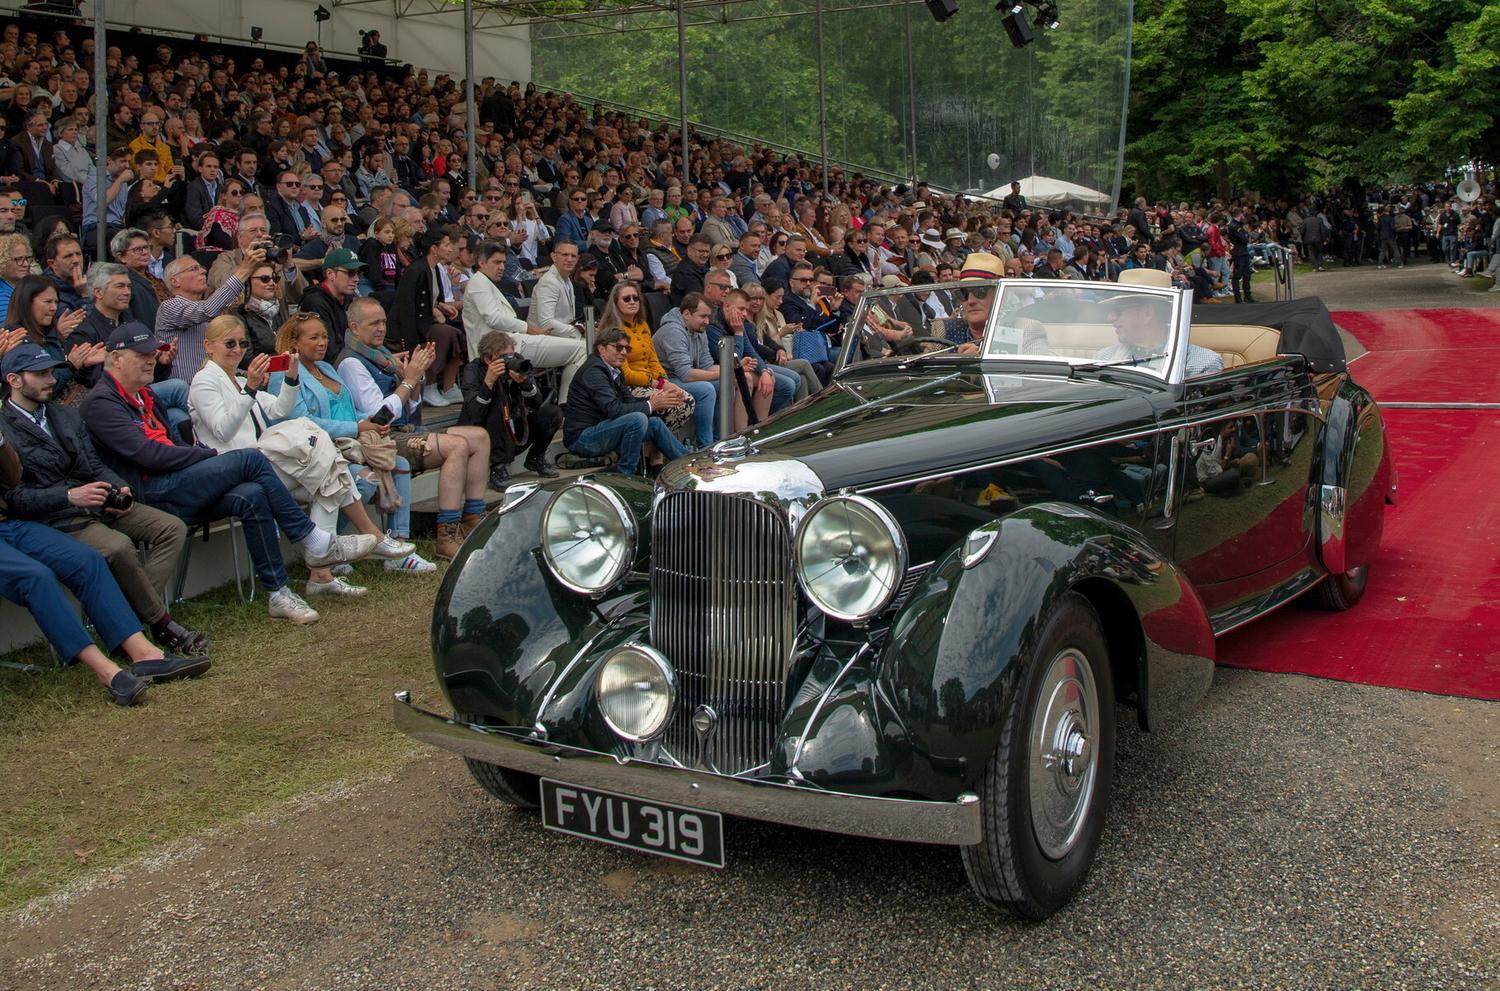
[650, 490, 796, 775]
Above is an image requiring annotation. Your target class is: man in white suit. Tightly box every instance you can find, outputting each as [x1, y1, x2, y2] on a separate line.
[529, 241, 586, 339]
[463, 241, 585, 401]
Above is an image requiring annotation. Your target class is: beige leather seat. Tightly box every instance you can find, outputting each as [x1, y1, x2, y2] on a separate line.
[1190, 324, 1282, 368]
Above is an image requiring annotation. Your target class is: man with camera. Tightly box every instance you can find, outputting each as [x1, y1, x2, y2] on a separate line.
[1, 341, 210, 657]
[357, 29, 387, 64]
[208, 212, 309, 302]
[458, 330, 562, 489]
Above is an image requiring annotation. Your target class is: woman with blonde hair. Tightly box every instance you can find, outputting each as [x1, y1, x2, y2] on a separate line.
[188, 314, 415, 598]
[747, 279, 821, 396]
[594, 280, 699, 441]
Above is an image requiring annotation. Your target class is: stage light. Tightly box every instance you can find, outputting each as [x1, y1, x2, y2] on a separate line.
[997, 2, 1034, 47]
[925, 0, 959, 22]
[250, 25, 263, 41]
[1033, 1, 1060, 29]
[313, 5, 332, 22]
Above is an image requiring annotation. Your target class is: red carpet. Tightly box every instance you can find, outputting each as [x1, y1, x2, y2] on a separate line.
[1334, 308, 1500, 404]
[1215, 310, 1500, 700]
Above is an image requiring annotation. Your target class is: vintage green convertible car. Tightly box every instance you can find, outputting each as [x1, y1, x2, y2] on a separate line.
[396, 275, 1390, 919]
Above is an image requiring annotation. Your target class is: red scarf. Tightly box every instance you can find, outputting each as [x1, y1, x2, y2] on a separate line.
[110, 373, 172, 448]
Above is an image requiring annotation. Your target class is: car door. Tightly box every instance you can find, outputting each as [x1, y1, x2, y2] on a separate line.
[1168, 360, 1320, 621]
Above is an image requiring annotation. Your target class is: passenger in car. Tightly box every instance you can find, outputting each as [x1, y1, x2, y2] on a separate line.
[1096, 294, 1222, 377]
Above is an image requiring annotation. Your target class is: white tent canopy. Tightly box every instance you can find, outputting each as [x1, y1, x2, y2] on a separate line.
[981, 175, 1114, 212]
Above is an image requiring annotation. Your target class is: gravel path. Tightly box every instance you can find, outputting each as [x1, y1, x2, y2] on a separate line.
[4, 670, 1494, 991]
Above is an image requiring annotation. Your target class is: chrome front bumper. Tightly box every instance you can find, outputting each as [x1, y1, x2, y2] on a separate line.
[394, 693, 982, 846]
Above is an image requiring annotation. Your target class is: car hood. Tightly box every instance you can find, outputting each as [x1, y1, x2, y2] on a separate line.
[742, 368, 1159, 492]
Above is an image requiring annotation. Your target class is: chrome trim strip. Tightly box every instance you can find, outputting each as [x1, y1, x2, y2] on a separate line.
[395, 694, 982, 846]
[855, 401, 1325, 495]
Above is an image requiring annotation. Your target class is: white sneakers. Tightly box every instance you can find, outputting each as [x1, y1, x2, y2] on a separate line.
[305, 532, 379, 569]
[370, 533, 417, 559]
[384, 551, 437, 574]
[422, 384, 466, 407]
[269, 587, 321, 624]
[306, 576, 369, 597]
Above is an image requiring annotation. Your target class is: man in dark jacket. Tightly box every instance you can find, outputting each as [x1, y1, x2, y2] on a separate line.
[458, 329, 562, 489]
[563, 329, 690, 476]
[669, 236, 711, 305]
[1, 341, 207, 655]
[296, 247, 362, 357]
[388, 228, 466, 406]
[81, 323, 377, 623]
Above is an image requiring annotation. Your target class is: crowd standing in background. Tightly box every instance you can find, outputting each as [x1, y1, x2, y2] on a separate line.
[0, 11, 1493, 704]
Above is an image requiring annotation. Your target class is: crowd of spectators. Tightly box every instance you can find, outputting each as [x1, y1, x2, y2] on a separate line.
[0, 10, 1493, 703]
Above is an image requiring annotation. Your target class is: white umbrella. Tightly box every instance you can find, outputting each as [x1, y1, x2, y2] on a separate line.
[978, 175, 1114, 212]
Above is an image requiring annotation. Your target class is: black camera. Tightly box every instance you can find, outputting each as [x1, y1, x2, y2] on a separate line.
[252, 235, 296, 258]
[501, 354, 533, 375]
[103, 485, 134, 512]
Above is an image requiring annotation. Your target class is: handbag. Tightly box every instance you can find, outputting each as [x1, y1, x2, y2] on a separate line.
[791, 329, 830, 364]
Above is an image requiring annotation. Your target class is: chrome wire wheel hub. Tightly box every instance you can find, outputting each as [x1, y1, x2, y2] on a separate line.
[1029, 648, 1099, 860]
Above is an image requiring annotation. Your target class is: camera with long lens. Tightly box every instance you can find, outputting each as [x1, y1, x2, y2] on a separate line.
[252, 235, 296, 259]
[102, 485, 134, 512]
[501, 354, 533, 376]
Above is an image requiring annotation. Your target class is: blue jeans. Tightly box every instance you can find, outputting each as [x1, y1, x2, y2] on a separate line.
[352, 456, 413, 537]
[1441, 235, 1457, 263]
[668, 377, 719, 447]
[140, 448, 314, 592]
[152, 378, 191, 434]
[0, 520, 141, 661]
[572, 412, 690, 475]
[766, 365, 799, 412]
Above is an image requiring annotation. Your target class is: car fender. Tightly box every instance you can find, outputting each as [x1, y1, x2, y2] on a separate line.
[1318, 379, 1389, 574]
[431, 486, 605, 727]
[824, 502, 1217, 797]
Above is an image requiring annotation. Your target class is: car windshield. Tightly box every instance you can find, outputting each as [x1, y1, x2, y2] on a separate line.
[835, 279, 1184, 381]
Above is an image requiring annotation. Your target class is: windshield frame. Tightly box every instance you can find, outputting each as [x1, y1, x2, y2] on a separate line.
[832, 277, 1193, 386]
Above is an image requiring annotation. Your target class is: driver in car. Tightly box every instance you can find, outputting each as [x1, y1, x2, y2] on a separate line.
[944, 253, 1048, 356]
[1096, 294, 1222, 376]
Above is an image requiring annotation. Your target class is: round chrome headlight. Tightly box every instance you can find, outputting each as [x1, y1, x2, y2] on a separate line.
[540, 482, 636, 595]
[595, 644, 676, 742]
[794, 495, 907, 622]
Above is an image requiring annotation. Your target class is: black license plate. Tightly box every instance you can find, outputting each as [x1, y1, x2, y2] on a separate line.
[539, 779, 725, 868]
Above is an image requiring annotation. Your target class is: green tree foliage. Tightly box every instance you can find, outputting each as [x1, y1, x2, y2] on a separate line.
[531, 0, 1133, 197]
[1126, 0, 1499, 200]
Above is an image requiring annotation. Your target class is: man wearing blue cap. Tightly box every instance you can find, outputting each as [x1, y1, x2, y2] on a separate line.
[0, 388, 209, 706]
[81, 323, 378, 625]
[1, 341, 210, 656]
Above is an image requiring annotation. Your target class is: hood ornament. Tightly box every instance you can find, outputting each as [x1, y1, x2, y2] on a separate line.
[711, 436, 754, 461]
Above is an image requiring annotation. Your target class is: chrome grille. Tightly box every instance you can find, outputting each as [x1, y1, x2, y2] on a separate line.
[651, 490, 796, 775]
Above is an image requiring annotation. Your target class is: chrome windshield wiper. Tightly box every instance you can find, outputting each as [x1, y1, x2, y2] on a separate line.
[1071, 352, 1169, 374]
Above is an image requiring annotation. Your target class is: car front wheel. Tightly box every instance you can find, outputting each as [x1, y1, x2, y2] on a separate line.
[961, 592, 1115, 919]
[457, 713, 541, 808]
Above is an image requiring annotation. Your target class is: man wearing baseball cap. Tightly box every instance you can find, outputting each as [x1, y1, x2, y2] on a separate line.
[298, 247, 364, 357]
[80, 323, 377, 625]
[1, 341, 211, 658]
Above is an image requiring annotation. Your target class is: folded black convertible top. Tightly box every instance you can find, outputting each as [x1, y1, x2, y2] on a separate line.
[1191, 297, 1347, 373]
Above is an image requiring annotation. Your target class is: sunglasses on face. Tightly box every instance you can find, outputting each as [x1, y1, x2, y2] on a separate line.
[955, 287, 994, 301]
[220, 338, 250, 349]
[251, 274, 276, 283]
[607, 342, 630, 353]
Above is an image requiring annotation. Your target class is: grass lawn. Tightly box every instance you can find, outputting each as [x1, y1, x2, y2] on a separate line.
[0, 547, 447, 911]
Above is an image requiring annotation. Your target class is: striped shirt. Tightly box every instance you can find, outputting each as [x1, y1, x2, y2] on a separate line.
[157, 275, 245, 379]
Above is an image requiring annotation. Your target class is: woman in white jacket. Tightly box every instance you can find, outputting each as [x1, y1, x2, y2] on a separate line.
[188, 314, 413, 598]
